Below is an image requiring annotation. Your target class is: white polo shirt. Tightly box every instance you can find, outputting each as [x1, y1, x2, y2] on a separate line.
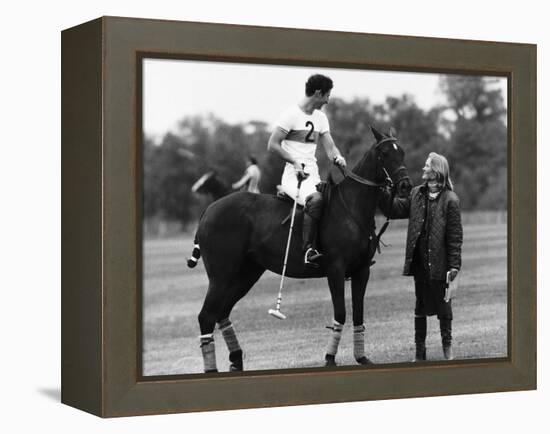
[274, 105, 330, 204]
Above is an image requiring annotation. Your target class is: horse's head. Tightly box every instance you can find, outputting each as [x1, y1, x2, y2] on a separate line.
[191, 171, 218, 195]
[370, 126, 412, 198]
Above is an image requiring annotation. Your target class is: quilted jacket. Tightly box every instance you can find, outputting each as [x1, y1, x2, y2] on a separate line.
[380, 184, 463, 280]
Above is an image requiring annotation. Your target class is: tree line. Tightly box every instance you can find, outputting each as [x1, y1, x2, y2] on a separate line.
[143, 76, 507, 229]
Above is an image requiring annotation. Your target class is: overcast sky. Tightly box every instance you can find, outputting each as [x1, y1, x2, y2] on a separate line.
[143, 58, 507, 140]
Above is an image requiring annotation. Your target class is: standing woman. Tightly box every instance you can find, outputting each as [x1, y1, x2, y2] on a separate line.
[381, 152, 463, 361]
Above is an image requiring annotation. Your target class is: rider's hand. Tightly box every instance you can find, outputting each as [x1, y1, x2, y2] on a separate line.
[294, 162, 308, 181]
[333, 155, 347, 168]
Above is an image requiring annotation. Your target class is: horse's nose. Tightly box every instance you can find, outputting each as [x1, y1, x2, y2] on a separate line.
[398, 179, 412, 197]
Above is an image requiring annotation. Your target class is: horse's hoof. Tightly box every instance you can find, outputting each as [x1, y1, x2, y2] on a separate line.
[324, 354, 337, 367]
[204, 368, 219, 373]
[229, 349, 243, 372]
[356, 356, 374, 365]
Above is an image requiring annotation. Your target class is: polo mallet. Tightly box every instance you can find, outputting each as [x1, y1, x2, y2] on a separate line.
[269, 165, 305, 320]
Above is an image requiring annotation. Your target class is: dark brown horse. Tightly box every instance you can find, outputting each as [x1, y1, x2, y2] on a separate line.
[190, 127, 411, 372]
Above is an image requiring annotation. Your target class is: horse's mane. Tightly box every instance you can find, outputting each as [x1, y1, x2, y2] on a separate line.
[351, 141, 377, 176]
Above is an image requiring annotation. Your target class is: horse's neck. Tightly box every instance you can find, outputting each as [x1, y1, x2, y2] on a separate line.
[337, 155, 380, 227]
[338, 178, 380, 226]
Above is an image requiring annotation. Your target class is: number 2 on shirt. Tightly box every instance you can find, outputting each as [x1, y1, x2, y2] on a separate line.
[305, 121, 315, 143]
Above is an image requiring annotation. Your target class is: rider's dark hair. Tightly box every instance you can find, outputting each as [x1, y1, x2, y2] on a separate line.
[305, 74, 333, 97]
[248, 155, 258, 165]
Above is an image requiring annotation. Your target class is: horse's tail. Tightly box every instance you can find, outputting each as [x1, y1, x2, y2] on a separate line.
[187, 209, 208, 268]
[187, 234, 201, 268]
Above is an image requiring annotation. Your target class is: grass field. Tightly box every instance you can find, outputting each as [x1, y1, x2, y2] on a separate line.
[142, 220, 507, 376]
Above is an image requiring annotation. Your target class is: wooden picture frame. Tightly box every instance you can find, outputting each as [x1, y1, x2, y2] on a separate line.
[61, 16, 536, 417]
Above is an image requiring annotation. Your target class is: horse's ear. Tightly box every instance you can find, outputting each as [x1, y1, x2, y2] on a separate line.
[389, 127, 397, 138]
[371, 126, 384, 142]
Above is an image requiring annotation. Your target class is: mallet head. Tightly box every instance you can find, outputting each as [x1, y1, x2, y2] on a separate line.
[268, 309, 287, 320]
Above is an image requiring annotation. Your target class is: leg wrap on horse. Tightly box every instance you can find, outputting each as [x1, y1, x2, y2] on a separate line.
[218, 318, 243, 371]
[326, 320, 344, 356]
[199, 334, 218, 373]
[353, 324, 366, 361]
[187, 243, 201, 268]
[219, 319, 241, 353]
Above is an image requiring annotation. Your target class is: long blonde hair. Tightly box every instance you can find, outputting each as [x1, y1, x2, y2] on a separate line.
[428, 152, 454, 191]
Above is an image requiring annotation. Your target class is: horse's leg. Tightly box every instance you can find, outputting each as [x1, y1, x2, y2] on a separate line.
[198, 278, 230, 373]
[324, 263, 347, 367]
[351, 266, 373, 365]
[217, 262, 265, 372]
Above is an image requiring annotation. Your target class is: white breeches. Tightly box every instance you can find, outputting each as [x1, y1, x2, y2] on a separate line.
[280, 163, 321, 206]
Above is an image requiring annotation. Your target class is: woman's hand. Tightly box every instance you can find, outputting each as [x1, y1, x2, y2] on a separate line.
[448, 268, 459, 281]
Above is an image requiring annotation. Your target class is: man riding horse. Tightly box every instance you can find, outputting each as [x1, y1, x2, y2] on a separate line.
[189, 74, 412, 373]
[268, 74, 346, 267]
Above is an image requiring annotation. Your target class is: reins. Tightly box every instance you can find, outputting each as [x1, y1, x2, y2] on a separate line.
[339, 166, 384, 187]
[334, 139, 408, 257]
[335, 177, 393, 255]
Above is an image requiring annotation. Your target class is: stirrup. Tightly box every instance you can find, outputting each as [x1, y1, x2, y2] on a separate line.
[304, 248, 323, 267]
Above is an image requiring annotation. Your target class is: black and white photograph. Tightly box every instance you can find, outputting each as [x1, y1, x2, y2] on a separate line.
[3, 0, 545, 430]
[141, 59, 508, 376]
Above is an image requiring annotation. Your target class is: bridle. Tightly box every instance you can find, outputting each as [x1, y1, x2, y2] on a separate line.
[382, 165, 410, 190]
[338, 137, 410, 190]
[335, 137, 410, 258]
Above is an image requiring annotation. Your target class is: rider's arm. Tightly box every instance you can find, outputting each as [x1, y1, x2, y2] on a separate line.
[232, 171, 251, 189]
[320, 132, 346, 167]
[267, 128, 303, 172]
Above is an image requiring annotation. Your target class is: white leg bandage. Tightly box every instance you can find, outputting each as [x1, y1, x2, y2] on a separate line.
[218, 318, 241, 354]
[326, 320, 344, 356]
[199, 334, 217, 372]
[353, 324, 366, 361]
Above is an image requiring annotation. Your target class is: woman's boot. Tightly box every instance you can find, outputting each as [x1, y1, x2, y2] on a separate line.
[440, 318, 453, 360]
[414, 316, 427, 361]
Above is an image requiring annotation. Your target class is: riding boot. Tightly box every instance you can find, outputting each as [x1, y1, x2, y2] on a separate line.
[200, 334, 218, 373]
[440, 319, 453, 360]
[303, 192, 324, 267]
[414, 316, 427, 362]
[303, 213, 322, 267]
